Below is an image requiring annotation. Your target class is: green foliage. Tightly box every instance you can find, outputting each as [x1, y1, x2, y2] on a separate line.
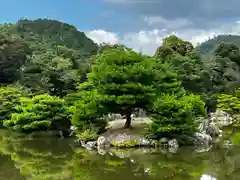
[217, 89, 240, 122]
[0, 19, 98, 96]
[16, 19, 98, 54]
[76, 127, 99, 142]
[0, 33, 31, 84]
[0, 85, 27, 126]
[149, 93, 206, 137]
[197, 34, 240, 57]
[68, 90, 107, 133]
[111, 138, 140, 148]
[86, 46, 180, 127]
[4, 94, 70, 132]
[155, 35, 205, 95]
[2, 17, 240, 139]
[162, 35, 194, 56]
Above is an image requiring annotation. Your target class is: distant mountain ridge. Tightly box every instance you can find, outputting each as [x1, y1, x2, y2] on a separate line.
[14, 18, 99, 55]
[196, 34, 240, 56]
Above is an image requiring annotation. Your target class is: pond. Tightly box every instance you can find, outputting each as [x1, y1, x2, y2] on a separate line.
[0, 129, 240, 180]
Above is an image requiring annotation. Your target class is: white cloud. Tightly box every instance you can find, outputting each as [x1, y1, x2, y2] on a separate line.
[85, 30, 119, 45]
[143, 16, 193, 29]
[86, 22, 240, 55]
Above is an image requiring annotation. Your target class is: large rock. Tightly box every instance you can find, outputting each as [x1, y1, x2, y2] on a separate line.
[139, 138, 151, 146]
[199, 118, 221, 137]
[168, 139, 179, 148]
[97, 136, 110, 147]
[194, 132, 212, 146]
[210, 110, 233, 127]
[81, 141, 97, 150]
[86, 141, 97, 149]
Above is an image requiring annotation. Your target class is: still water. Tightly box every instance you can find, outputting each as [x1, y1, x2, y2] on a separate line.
[0, 129, 240, 180]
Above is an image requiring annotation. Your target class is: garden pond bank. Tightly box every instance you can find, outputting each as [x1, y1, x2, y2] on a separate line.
[0, 126, 239, 180]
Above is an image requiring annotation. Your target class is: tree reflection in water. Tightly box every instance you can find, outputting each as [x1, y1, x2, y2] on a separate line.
[0, 130, 240, 180]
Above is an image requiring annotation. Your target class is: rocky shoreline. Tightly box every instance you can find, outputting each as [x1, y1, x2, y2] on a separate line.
[76, 110, 232, 152]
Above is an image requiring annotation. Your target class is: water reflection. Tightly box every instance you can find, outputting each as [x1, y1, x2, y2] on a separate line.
[0, 130, 240, 180]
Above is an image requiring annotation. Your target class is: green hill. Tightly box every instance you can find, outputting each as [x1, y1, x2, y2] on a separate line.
[196, 34, 240, 56]
[14, 19, 98, 55]
[0, 19, 99, 96]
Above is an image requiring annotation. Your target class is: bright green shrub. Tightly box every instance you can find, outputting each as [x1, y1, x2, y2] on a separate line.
[4, 94, 70, 132]
[217, 90, 240, 119]
[76, 127, 99, 142]
[216, 88, 240, 124]
[68, 90, 107, 133]
[0, 85, 27, 126]
[149, 93, 206, 138]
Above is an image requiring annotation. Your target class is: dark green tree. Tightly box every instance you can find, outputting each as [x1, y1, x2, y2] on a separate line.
[0, 33, 31, 84]
[85, 46, 180, 128]
[149, 93, 206, 138]
[155, 35, 204, 94]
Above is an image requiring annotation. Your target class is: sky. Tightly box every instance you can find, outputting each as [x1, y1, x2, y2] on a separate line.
[2, 0, 240, 55]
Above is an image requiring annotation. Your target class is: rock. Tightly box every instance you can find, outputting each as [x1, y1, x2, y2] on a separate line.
[210, 110, 233, 127]
[150, 140, 159, 147]
[207, 122, 221, 137]
[223, 140, 232, 148]
[97, 136, 110, 147]
[194, 132, 212, 146]
[200, 174, 217, 180]
[113, 150, 131, 158]
[160, 137, 168, 144]
[97, 147, 107, 155]
[199, 118, 221, 137]
[194, 144, 212, 153]
[168, 139, 179, 148]
[69, 125, 77, 136]
[168, 147, 178, 153]
[83, 141, 97, 150]
[139, 138, 150, 146]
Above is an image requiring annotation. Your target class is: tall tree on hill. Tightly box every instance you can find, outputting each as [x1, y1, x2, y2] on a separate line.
[154, 35, 204, 94]
[210, 43, 240, 95]
[0, 33, 31, 84]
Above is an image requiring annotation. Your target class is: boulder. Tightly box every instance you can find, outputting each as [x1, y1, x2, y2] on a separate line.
[139, 138, 151, 146]
[97, 147, 107, 155]
[199, 118, 221, 137]
[168, 139, 179, 148]
[150, 140, 159, 147]
[82, 141, 97, 150]
[159, 137, 168, 144]
[97, 136, 110, 147]
[210, 110, 233, 127]
[194, 132, 212, 146]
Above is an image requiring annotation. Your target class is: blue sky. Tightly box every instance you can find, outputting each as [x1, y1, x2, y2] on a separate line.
[1, 0, 106, 31]
[1, 0, 240, 55]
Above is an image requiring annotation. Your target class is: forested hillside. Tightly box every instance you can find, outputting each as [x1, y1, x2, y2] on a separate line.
[0, 19, 98, 96]
[196, 35, 240, 57]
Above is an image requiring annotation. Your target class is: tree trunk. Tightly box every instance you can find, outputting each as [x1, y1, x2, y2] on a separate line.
[124, 112, 132, 128]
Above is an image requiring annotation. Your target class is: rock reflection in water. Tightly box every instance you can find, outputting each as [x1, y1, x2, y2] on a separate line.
[0, 130, 240, 179]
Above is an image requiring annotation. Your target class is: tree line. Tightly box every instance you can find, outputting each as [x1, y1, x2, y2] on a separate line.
[0, 19, 240, 139]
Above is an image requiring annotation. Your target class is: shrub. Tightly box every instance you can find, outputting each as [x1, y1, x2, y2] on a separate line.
[148, 93, 206, 138]
[111, 134, 140, 148]
[68, 90, 107, 133]
[0, 85, 27, 126]
[4, 94, 70, 132]
[217, 89, 240, 122]
[76, 127, 99, 142]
